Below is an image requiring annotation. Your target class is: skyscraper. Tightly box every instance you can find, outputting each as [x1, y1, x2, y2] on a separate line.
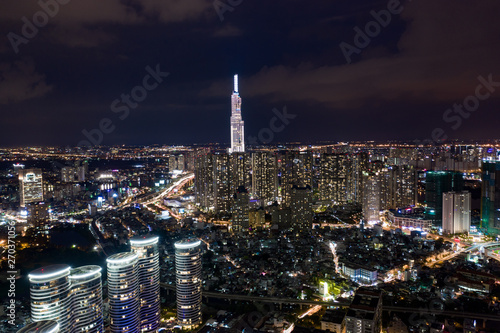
[251, 152, 278, 206]
[443, 191, 471, 234]
[130, 235, 160, 333]
[68, 266, 104, 333]
[290, 185, 313, 231]
[481, 161, 500, 235]
[319, 154, 349, 204]
[29, 265, 72, 332]
[424, 171, 464, 227]
[175, 239, 202, 328]
[280, 151, 313, 206]
[17, 320, 60, 333]
[363, 171, 382, 223]
[229, 74, 245, 153]
[107, 252, 140, 333]
[231, 186, 250, 232]
[29, 264, 104, 333]
[19, 168, 43, 208]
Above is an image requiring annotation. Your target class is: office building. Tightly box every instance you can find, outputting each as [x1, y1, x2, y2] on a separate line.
[343, 288, 382, 333]
[251, 152, 278, 206]
[229, 74, 245, 153]
[69, 266, 104, 333]
[194, 153, 214, 210]
[424, 171, 464, 227]
[481, 161, 500, 235]
[130, 235, 161, 332]
[290, 185, 313, 231]
[19, 169, 43, 208]
[231, 186, 250, 232]
[442, 191, 471, 234]
[213, 153, 232, 212]
[107, 252, 140, 333]
[175, 239, 202, 328]
[17, 320, 60, 333]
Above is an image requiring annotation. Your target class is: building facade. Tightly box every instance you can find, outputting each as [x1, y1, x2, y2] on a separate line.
[107, 252, 140, 333]
[130, 235, 161, 332]
[443, 191, 471, 234]
[175, 240, 202, 328]
[19, 168, 43, 207]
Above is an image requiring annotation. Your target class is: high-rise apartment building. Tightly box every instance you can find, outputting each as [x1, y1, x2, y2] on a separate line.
[130, 235, 160, 333]
[29, 265, 72, 332]
[363, 172, 382, 223]
[443, 191, 471, 234]
[319, 154, 349, 204]
[175, 239, 202, 328]
[229, 75, 245, 153]
[251, 152, 278, 206]
[69, 266, 104, 333]
[424, 171, 464, 227]
[19, 169, 43, 207]
[28, 264, 103, 333]
[481, 161, 500, 235]
[343, 288, 382, 333]
[231, 186, 250, 232]
[290, 185, 313, 231]
[280, 151, 313, 206]
[107, 252, 140, 333]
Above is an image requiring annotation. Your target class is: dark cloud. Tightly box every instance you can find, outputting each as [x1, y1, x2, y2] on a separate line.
[0, 0, 499, 146]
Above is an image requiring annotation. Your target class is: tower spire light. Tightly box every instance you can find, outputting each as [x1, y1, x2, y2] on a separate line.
[234, 74, 238, 93]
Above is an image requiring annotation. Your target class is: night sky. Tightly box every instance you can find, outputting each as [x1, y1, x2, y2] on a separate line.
[1, 0, 499, 147]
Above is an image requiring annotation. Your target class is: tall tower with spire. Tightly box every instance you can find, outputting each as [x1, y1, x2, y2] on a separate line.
[229, 74, 245, 153]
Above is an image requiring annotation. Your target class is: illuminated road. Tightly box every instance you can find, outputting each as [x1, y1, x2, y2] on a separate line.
[118, 173, 193, 210]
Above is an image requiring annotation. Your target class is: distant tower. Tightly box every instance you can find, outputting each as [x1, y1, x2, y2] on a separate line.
[29, 265, 72, 332]
[175, 239, 202, 329]
[130, 235, 160, 333]
[17, 320, 60, 333]
[229, 74, 245, 153]
[19, 169, 44, 208]
[107, 252, 140, 333]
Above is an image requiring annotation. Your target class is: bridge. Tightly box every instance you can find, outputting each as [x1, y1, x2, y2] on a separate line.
[160, 283, 500, 321]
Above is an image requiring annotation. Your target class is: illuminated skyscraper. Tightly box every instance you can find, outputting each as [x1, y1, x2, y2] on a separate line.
[175, 239, 202, 328]
[424, 171, 464, 227]
[19, 168, 44, 207]
[290, 185, 313, 231]
[29, 264, 104, 333]
[17, 320, 60, 333]
[107, 252, 140, 333]
[229, 74, 245, 153]
[443, 191, 471, 234]
[29, 265, 72, 332]
[251, 152, 278, 206]
[130, 235, 160, 333]
[481, 161, 500, 235]
[69, 266, 104, 333]
[231, 186, 250, 232]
